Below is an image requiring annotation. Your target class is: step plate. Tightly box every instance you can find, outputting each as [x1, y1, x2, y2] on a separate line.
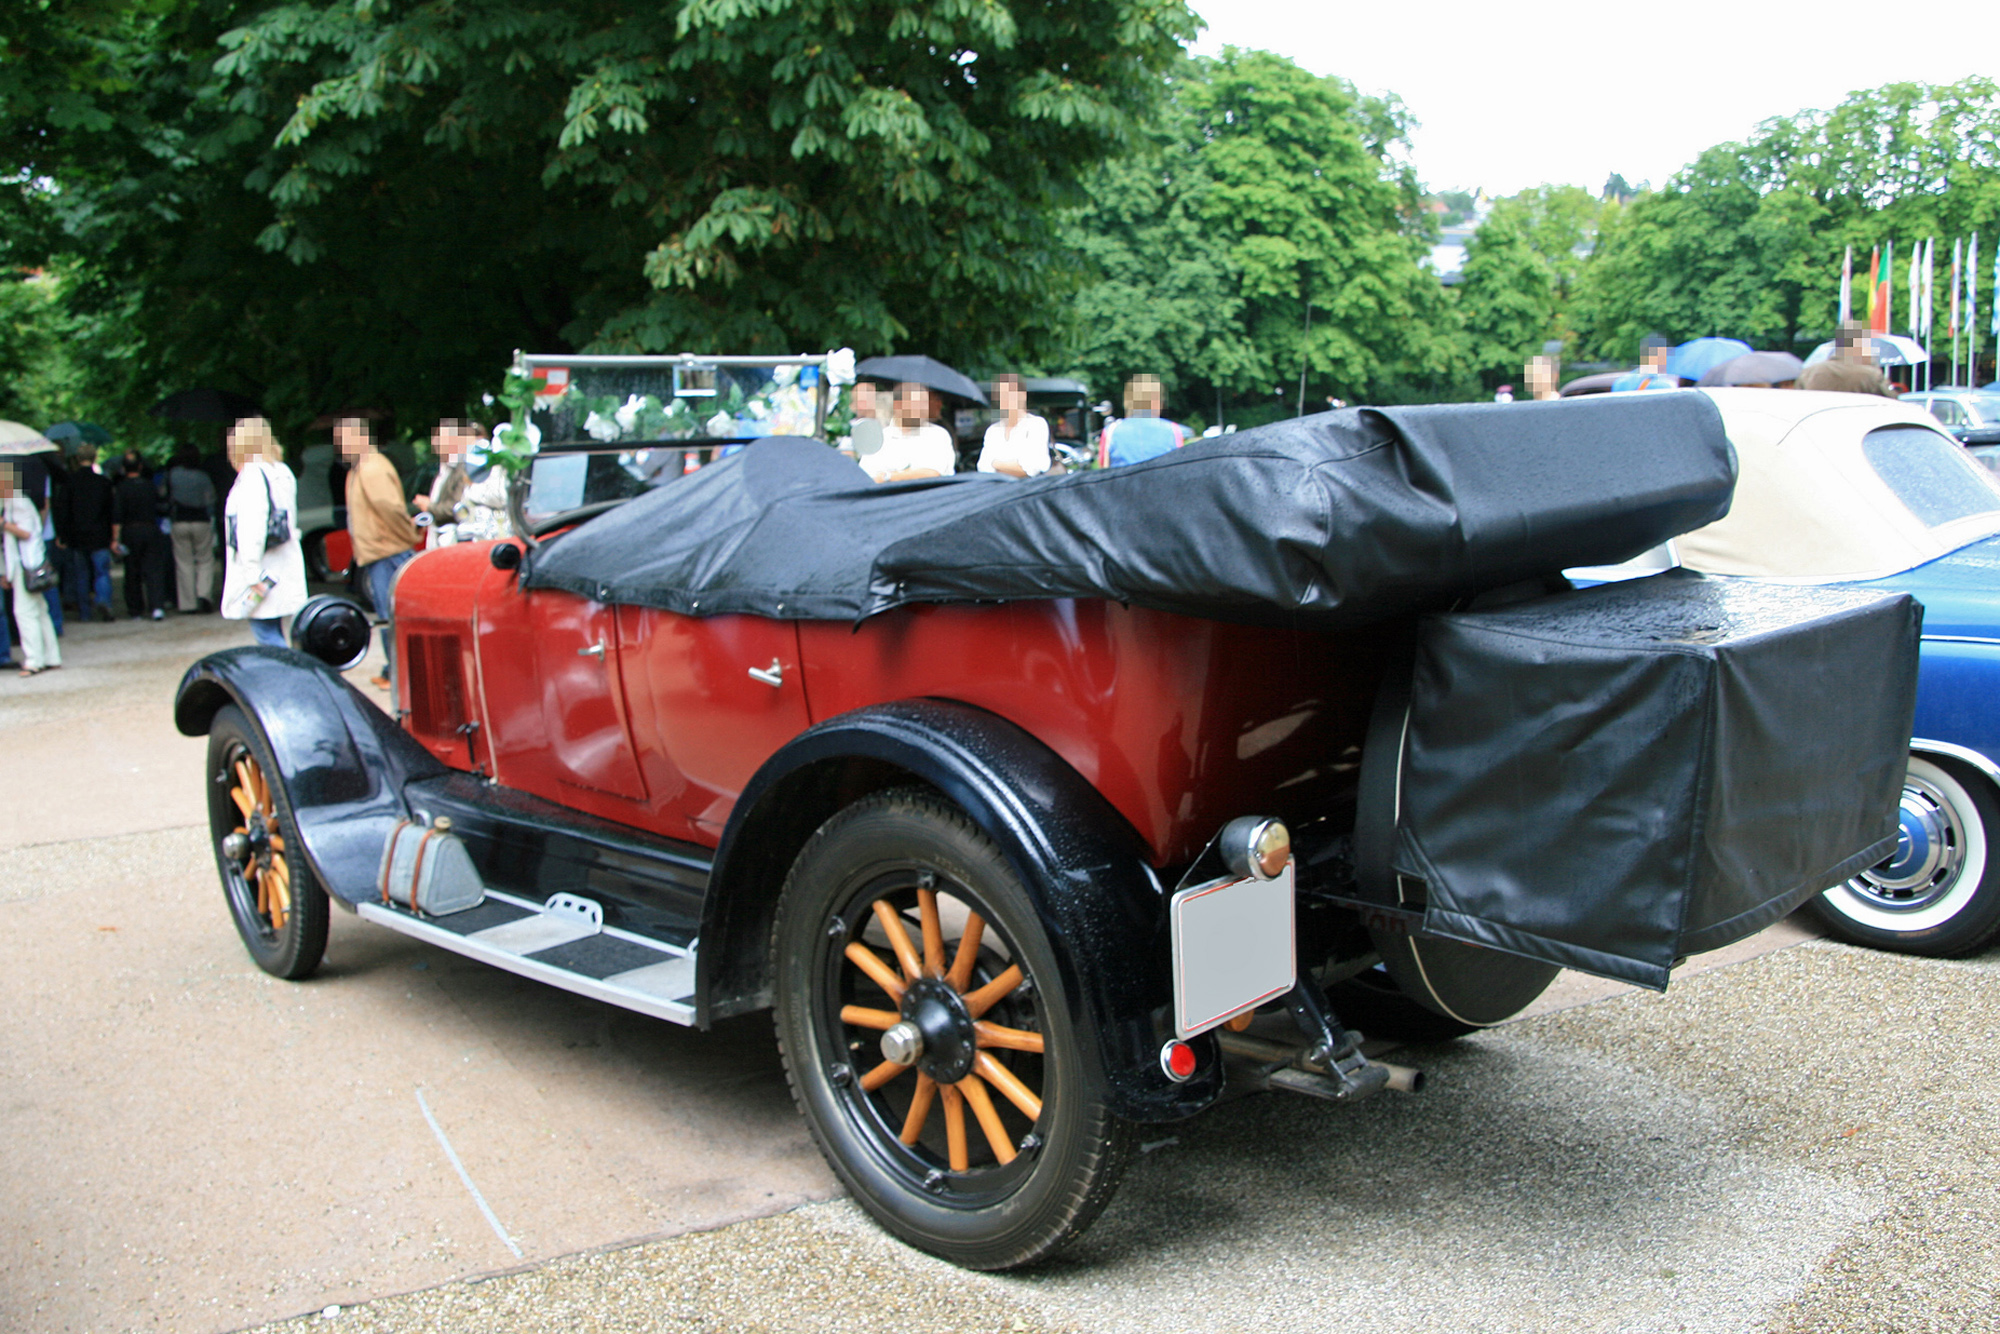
[358, 890, 698, 1026]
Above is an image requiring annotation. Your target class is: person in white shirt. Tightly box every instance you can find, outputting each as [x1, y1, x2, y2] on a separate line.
[976, 373, 1052, 478]
[0, 461, 60, 675]
[862, 383, 956, 482]
[221, 417, 308, 646]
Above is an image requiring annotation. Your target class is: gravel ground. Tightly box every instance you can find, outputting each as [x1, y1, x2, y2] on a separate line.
[243, 941, 1999, 1334]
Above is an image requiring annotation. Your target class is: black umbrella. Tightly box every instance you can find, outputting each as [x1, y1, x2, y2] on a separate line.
[853, 355, 989, 406]
[1697, 351, 1804, 387]
[153, 388, 263, 422]
[44, 420, 113, 446]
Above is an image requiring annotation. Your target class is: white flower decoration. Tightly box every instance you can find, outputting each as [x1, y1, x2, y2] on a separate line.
[825, 347, 856, 385]
[583, 411, 621, 443]
[615, 394, 645, 433]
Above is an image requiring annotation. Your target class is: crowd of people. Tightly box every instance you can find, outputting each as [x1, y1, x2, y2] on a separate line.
[842, 371, 1192, 482]
[1, 412, 514, 684]
[1507, 322, 1902, 401]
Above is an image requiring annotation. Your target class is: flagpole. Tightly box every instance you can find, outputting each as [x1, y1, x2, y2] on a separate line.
[1839, 245, 1852, 325]
[1973, 232, 1982, 391]
[1991, 241, 2000, 388]
[1952, 238, 1963, 386]
[1927, 238, 1937, 390]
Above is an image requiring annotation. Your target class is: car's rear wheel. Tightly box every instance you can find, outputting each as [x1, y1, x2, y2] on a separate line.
[1804, 753, 2000, 957]
[772, 790, 1129, 1270]
[206, 705, 329, 979]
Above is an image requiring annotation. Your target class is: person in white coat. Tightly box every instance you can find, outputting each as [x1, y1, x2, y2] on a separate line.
[222, 417, 308, 646]
[0, 461, 60, 675]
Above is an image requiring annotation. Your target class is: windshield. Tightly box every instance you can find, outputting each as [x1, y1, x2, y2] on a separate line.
[1964, 395, 2000, 427]
[528, 358, 828, 447]
[514, 354, 837, 528]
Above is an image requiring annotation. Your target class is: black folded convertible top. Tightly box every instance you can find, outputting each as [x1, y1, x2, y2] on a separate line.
[523, 394, 1735, 626]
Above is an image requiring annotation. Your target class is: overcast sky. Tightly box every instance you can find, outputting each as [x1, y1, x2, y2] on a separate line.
[1189, 1, 2000, 199]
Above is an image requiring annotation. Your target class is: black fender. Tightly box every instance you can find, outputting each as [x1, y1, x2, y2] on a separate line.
[174, 647, 446, 904]
[702, 698, 1223, 1123]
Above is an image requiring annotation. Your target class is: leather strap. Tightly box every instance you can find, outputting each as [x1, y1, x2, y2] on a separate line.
[1353, 634, 1417, 909]
[380, 820, 412, 906]
[408, 826, 440, 916]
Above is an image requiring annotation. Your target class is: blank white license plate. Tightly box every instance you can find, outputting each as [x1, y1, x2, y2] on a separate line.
[1170, 864, 1295, 1039]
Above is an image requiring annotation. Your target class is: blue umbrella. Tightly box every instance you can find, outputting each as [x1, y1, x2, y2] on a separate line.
[1662, 338, 1752, 384]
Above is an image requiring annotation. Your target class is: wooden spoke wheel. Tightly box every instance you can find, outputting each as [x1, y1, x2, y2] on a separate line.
[206, 705, 328, 980]
[773, 790, 1129, 1270]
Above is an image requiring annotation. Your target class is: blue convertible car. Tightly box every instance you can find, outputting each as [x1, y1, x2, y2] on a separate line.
[1585, 390, 2000, 956]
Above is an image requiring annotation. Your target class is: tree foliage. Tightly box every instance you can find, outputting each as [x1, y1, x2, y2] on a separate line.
[1455, 185, 1603, 382]
[1572, 78, 2000, 360]
[1060, 49, 1461, 424]
[4, 0, 1196, 439]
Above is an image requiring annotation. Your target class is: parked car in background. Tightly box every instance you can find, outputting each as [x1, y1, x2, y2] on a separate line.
[1902, 388, 2000, 470]
[1586, 390, 2000, 958]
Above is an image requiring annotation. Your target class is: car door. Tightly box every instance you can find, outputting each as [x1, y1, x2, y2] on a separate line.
[616, 608, 810, 843]
[529, 591, 649, 800]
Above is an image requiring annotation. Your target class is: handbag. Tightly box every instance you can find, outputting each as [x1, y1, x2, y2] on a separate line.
[259, 469, 292, 546]
[24, 560, 59, 593]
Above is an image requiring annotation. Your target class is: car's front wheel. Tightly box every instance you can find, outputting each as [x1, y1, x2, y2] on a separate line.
[1805, 753, 2000, 957]
[772, 790, 1130, 1270]
[206, 705, 329, 979]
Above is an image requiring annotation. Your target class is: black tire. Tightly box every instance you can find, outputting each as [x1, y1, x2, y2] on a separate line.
[1329, 930, 1560, 1044]
[1327, 964, 1481, 1044]
[303, 529, 343, 583]
[772, 789, 1130, 1270]
[206, 705, 329, 979]
[1803, 753, 2000, 957]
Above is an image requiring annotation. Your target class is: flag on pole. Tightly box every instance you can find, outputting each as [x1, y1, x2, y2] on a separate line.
[1991, 242, 1999, 342]
[1839, 245, 1852, 323]
[1925, 238, 1936, 343]
[1909, 245, 1923, 340]
[1972, 233, 1982, 382]
[1951, 238, 1962, 338]
[1867, 246, 1884, 331]
[1926, 238, 1937, 389]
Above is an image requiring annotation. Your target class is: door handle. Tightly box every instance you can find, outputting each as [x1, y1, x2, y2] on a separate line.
[577, 639, 607, 659]
[747, 659, 784, 688]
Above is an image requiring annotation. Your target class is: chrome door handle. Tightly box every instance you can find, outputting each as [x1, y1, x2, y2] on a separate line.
[747, 659, 784, 688]
[577, 639, 606, 659]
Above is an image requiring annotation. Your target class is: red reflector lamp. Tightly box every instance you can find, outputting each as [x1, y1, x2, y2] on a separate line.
[1160, 1039, 1197, 1082]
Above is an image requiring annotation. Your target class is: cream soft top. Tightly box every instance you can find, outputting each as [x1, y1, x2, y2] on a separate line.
[1677, 389, 2000, 580]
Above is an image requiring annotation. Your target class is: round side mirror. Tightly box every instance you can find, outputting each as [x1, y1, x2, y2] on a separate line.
[489, 541, 523, 572]
[289, 595, 373, 672]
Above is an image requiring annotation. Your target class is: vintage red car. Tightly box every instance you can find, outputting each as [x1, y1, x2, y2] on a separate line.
[177, 356, 1922, 1269]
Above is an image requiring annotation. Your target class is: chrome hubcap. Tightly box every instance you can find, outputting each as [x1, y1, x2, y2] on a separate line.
[1851, 778, 1962, 912]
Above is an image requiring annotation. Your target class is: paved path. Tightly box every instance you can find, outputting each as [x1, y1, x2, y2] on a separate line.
[2, 612, 1994, 1332]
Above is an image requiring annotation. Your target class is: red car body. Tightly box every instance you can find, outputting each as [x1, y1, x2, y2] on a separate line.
[395, 538, 1377, 867]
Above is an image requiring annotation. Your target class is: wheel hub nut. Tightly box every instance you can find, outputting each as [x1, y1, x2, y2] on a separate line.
[880, 1021, 924, 1066]
[221, 833, 250, 863]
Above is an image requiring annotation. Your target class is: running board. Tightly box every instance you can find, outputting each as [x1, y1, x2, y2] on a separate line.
[358, 889, 698, 1026]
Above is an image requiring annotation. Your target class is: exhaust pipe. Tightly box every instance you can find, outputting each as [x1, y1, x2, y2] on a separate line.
[1216, 1030, 1423, 1099]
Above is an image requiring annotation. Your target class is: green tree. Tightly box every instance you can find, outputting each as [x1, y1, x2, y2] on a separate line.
[1571, 78, 2000, 360]
[1455, 185, 1603, 382]
[1059, 49, 1463, 421]
[4, 0, 1197, 440]
[1455, 207, 1549, 382]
